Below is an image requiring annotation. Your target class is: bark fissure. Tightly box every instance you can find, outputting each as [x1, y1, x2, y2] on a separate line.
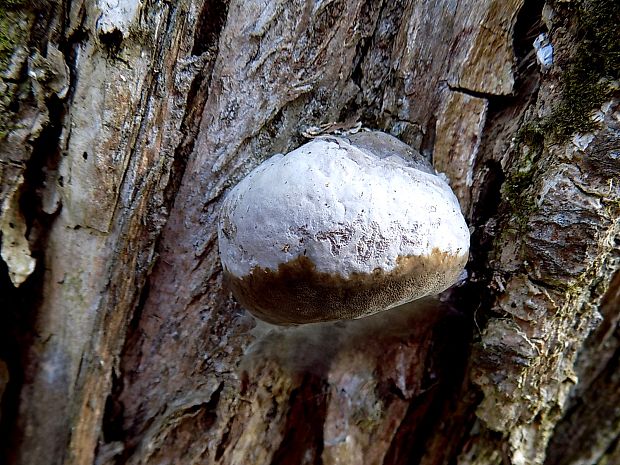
[111, 0, 232, 450]
[0, 0, 77, 457]
[445, 85, 510, 101]
[269, 375, 328, 465]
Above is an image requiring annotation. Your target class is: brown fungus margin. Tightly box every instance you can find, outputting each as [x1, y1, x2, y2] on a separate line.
[225, 248, 468, 325]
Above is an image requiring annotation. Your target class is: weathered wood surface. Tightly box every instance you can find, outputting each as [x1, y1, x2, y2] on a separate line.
[0, 0, 618, 465]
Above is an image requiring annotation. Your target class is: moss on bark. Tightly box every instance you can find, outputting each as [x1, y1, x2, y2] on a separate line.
[523, 0, 620, 143]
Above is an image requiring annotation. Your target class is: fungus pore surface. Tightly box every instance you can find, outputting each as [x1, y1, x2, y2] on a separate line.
[218, 131, 470, 324]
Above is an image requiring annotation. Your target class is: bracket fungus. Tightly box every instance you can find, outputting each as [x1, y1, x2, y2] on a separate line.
[218, 131, 470, 325]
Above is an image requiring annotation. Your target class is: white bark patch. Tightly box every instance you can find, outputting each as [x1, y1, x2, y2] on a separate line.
[0, 177, 36, 286]
[96, 0, 142, 38]
[534, 33, 554, 70]
[572, 133, 595, 151]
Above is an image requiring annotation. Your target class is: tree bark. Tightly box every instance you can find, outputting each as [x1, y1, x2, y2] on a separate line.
[0, 0, 618, 464]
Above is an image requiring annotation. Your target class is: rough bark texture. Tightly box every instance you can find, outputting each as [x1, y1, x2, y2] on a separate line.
[0, 0, 618, 465]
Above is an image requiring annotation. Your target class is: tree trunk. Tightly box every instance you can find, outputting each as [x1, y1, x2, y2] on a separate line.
[1, 0, 618, 464]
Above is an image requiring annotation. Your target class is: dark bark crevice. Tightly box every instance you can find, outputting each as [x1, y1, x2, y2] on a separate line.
[0, 94, 66, 465]
[354, 0, 408, 129]
[109, 0, 231, 450]
[445, 85, 513, 102]
[269, 375, 328, 465]
[191, 0, 229, 56]
[0, 256, 41, 463]
[0, 0, 76, 454]
[383, 308, 474, 465]
[349, 0, 385, 90]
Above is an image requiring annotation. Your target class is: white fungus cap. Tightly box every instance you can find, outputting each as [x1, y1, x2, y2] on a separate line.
[218, 132, 470, 325]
